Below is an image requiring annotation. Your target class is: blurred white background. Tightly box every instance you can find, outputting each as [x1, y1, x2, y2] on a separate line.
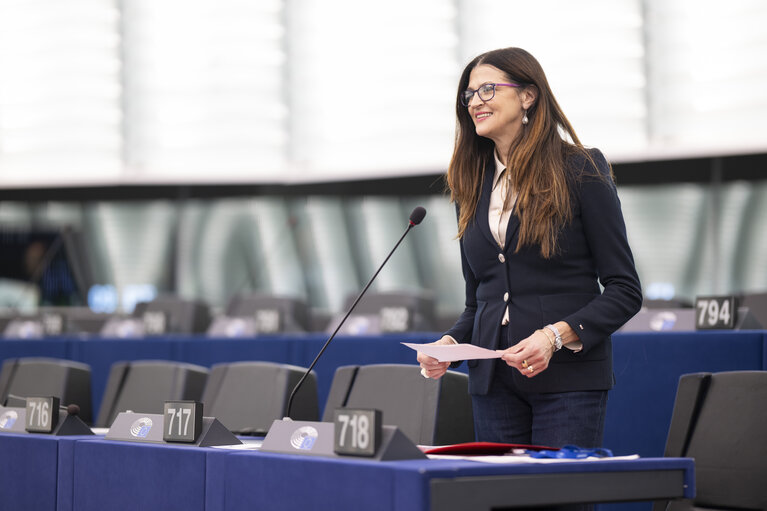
[1, 0, 765, 186]
[1, 0, 766, 321]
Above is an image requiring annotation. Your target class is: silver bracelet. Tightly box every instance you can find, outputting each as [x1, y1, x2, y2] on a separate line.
[545, 324, 563, 351]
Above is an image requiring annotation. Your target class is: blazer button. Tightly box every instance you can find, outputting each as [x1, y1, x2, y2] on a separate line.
[498, 253, 505, 263]
[503, 292, 509, 302]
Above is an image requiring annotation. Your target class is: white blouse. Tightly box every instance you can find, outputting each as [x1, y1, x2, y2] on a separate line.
[489, 152, 516, 326]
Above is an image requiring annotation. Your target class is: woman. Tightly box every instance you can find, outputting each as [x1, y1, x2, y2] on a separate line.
[418, 47, 642, 448]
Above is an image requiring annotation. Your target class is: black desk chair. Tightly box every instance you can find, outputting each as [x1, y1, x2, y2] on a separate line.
[200, 361, 319, 435]
[0, 357, 93, 424]
[656, 371, 767, 511]
[323, 364, 474, 446]
[95, 360, 208, 427]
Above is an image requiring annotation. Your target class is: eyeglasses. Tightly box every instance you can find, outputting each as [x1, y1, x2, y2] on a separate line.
[460, 83, 520, 107]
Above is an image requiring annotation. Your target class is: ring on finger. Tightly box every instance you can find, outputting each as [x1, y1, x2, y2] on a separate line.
[527, 365, 534, 373]
[522, 359, 528, 369]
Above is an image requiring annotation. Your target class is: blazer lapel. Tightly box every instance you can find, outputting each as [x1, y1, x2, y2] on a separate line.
[475, 163, 498, 249]
[504, 209, 520, 251]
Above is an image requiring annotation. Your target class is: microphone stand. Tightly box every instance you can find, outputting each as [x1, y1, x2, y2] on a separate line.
[284, 208, 425, 419]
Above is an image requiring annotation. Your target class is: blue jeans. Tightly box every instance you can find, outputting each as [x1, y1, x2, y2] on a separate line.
[472, 359, 608, 448]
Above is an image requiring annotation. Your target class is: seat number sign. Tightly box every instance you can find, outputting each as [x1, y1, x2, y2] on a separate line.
[25, 396, 59, 433]
[163, 401, 203, 443]
[333, 408, 381, 457]
[695, 295, 736, 330]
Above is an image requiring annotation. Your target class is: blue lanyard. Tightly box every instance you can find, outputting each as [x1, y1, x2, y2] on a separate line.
[528, 445, 614, 459]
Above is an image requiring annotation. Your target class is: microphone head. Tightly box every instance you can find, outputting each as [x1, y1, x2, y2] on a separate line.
[67, 404, 80, 416]
[409, 206, 427, 226]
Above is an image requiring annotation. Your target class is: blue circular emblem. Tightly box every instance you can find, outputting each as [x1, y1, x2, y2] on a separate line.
[130, 417, 153, 438]
[0, 410, 18, 429]
[290, 426, 318, 450]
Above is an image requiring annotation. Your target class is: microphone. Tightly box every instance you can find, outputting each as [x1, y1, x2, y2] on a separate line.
[284, 206, 427, 419]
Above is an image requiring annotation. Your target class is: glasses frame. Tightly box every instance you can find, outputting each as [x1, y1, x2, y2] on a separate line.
[461, 82, 520, 107]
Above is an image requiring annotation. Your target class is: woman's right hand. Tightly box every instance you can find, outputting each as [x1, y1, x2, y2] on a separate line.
[416, 335, 455, 379]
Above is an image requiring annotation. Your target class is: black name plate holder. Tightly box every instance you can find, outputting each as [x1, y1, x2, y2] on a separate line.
[260, 419, 339, 457]
[105, 411, 241, 447]
[0, 403, 93, 436]
[260, 419, 425, 461]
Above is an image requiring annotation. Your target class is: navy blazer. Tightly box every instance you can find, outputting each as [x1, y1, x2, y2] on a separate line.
[446, 149, 642, 395]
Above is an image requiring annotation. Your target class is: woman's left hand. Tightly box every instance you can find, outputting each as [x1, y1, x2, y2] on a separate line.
[499, 329, 553, 377]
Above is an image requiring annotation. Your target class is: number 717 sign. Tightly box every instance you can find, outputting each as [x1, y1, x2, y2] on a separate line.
[162, 401, 203, 443]
[694, 296, 736, 330]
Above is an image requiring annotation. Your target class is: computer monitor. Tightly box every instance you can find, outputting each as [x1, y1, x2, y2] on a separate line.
[0, 227, 94, 307]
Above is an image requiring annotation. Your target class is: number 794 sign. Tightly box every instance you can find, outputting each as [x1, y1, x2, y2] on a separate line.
[695, 296, 736, 330]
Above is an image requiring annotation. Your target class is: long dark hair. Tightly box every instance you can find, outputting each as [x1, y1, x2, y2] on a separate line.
[447, 47, 604, 258]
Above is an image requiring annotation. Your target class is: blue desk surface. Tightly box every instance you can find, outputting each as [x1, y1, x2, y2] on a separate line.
[0, 433, 91, 511]
[62, 436, 693, 511]
[0, 430, 695, 511]
[71, 438, 213, 511]
[207, 450, 694, 511]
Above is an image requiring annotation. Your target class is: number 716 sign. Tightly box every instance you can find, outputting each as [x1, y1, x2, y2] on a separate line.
[695, 296, 736, 330]
[25, 396, 60, 433]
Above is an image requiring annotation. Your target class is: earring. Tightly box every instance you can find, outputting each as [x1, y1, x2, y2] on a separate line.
[522, 110, 529, 125]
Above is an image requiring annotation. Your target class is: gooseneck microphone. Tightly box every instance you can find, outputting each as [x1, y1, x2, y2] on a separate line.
[285, 206, 427, 419]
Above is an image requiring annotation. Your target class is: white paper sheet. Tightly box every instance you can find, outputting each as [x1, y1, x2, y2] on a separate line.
[210, 440, 263, 450]
[401, 342, 503, 362]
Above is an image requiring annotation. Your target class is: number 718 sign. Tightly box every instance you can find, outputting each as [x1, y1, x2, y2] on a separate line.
[695, 296, 736, 330]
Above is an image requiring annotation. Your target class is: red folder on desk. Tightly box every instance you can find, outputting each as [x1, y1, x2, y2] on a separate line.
[422, 442, 558, 455]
